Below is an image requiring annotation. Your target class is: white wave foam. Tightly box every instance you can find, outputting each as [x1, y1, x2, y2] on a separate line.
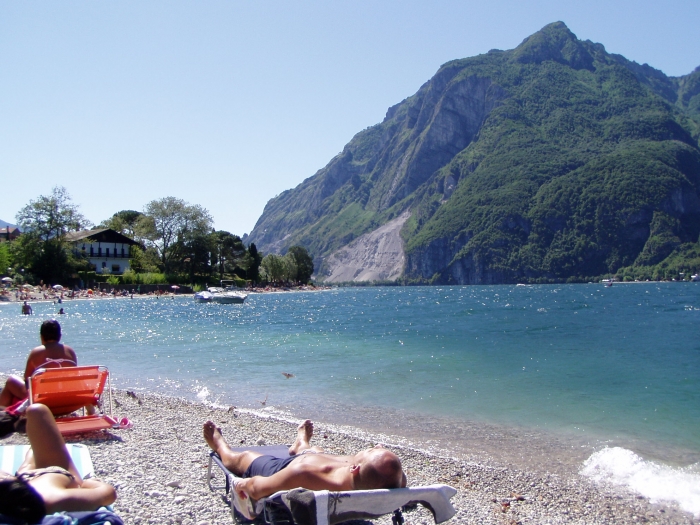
[581, 447, 700, 517]
[196, 387, 210, 401]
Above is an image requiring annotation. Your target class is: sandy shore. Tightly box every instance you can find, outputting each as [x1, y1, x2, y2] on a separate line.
[1, 384, 697, 525]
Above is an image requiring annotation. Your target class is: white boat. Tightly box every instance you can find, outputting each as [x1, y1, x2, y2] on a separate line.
[692, 274, 700, 282]
[210, 287, 247, 304]
[194, 281, 248, 304]
[193, 290, 214, 303]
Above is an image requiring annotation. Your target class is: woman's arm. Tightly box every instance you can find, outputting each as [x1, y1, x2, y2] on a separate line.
[43, 481, 117, 512]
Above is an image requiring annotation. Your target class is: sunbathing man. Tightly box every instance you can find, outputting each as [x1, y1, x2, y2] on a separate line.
[203, 419, 407, 502]
[0, 403, 116, 521]
[0, 319, 78, 409]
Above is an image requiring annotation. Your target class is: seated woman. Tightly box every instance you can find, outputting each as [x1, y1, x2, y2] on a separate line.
[0, 320, 78, 409]
[0, 403, 117, 521]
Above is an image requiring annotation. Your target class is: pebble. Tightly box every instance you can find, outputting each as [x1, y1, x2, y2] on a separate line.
[1, 385, 697, 525]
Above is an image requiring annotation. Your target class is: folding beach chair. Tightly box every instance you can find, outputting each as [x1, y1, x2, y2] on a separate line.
[28, 365, 119, 435]
[0, 444, 124, 525]
[207, 445, 457, 525]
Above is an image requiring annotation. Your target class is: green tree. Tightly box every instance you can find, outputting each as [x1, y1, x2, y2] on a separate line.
[211, 231, 247, 281]
[286, 245, 314, 283]
[128, 245, 162, 273]
[98, 210, 143, 238]
[261, 254, 286, 284]
[17, 187, 90, 242]
[138, 197, 213, 272]
[244, 243, 262, 283]
[14, 187, 92, 284]
[0, 243, 11, 275]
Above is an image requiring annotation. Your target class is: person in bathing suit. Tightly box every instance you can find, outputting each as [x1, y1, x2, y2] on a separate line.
[0, 403, 116, 521]
[203, 419, 406, 502]
[0, 319, 78, 409]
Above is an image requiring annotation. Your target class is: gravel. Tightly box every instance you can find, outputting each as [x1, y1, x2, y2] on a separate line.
[2, 389, 698, 525]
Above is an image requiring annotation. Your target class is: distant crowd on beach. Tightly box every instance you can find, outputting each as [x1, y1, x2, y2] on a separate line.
[1, 282, 333, 307]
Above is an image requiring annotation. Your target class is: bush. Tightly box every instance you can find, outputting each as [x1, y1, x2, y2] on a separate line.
[119, 270, 168, 285]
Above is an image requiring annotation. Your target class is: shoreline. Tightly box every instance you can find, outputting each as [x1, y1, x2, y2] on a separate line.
[1, 384, 696, 524]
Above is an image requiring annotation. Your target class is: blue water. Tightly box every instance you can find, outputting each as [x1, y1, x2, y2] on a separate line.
[2, 284, 700, 474]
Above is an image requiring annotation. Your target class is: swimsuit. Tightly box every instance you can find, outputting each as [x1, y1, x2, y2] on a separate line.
[16, 467, 75, 483]
[244, 455, 299, 478]
[39, 358, 77, 367]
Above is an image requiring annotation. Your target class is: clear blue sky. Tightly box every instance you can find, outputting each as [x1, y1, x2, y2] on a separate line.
[2, 1, 699, 236]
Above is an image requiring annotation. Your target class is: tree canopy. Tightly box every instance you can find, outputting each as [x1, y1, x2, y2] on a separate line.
[12, 187, 91, 283]
[138, 197, 213, 272]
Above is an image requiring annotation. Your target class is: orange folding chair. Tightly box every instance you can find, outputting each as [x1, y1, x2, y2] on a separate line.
[28, 365, 119, 434]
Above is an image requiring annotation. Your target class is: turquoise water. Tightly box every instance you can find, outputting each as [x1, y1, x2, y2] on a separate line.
[2, 284, 700, 493]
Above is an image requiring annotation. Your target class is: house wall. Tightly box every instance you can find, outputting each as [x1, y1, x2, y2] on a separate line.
[74, 241, 133, 274]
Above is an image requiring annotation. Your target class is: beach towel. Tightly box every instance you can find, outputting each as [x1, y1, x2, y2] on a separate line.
[261, 485, 457, 525]
[0, 444, 94, 479]
[0, 507, 124, 525]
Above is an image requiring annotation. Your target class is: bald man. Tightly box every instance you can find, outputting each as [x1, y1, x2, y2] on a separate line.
[203, 419, 406, 502]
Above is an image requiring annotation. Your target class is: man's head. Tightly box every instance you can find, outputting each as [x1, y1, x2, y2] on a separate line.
[40, 319, 61, 342]
[352, 446, 406, 490]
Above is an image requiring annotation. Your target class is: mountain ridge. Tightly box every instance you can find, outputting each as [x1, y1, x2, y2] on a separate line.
[248, 22, 700, 283]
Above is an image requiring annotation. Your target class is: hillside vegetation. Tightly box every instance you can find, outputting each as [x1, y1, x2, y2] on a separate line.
[247, 22, 700, 284]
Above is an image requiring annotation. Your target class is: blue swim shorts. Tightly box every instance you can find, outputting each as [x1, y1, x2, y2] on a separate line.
[244, 455, 298, 478]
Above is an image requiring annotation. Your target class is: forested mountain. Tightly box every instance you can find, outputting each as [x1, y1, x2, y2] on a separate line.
[247, 22, 700, 284]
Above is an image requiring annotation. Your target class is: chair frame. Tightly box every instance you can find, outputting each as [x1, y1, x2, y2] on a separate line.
[28, 365, 117, 434]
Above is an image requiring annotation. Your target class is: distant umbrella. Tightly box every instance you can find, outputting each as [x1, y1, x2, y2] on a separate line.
[52, 284, 64, 290]
[171, 285, 180, 290]
[1, 277, 12, 283]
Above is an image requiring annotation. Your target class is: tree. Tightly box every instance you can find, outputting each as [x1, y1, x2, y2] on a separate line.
[138, 197, 213, 272]
[98, 210, 143, 238]
[261, 254, 286, 284]
[244, 243, 262, 283]
[128, 245, 162, 273]
[211, 231, 247, 281]
[286, 245, 314, 283]
[14, 187, 92, 284]
[0, 243, 11, 275]
[17, 187, 90, 242]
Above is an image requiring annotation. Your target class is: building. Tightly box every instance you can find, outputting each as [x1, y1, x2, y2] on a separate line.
[0, 226, 20, 242]
[65, 229, 140, 275]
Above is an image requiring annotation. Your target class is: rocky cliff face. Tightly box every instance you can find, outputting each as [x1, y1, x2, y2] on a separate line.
[248, 22, 700, 284]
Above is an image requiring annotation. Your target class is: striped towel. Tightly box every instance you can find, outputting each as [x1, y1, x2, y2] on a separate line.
[0, 444, 95, 478]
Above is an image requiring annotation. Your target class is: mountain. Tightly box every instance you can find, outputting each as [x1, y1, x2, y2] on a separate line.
[0, 220, 18, 229]
[247, 22, 700, 284]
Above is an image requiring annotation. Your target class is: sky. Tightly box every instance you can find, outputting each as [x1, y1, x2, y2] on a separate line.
[1, 1, 699, 236]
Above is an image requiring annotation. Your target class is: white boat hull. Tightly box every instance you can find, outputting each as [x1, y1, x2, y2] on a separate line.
[211, 292, 247, 304]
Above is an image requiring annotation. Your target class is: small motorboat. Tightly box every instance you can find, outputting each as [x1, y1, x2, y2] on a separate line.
[194, 281, 247, 304]
[193, 290, 214, 303]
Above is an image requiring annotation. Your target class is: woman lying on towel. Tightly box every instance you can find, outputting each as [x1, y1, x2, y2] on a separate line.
[0, 403, 116, 522]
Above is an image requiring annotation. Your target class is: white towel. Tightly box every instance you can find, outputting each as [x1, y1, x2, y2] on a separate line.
[0, 444, 94, 478]
[264, 484, 457, 525]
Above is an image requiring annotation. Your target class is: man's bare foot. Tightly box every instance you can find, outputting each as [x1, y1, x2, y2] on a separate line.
[289, 419, 314, 455]
[203, 421, 227, 452]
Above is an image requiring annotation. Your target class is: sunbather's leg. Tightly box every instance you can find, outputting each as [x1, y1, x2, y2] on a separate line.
[203, 421, 263, 476]
[288, 419, 324, 455]
[18, 403, 82, 482]
[0, 375, 27, 408]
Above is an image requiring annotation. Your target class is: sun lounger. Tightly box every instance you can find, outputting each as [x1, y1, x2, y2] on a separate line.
[0, 444, 124, 525]
[207, 446, 457, 525]
[27, 365, 121, 434]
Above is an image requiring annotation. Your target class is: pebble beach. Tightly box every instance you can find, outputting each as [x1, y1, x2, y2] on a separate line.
[2, 384, 697, 525]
